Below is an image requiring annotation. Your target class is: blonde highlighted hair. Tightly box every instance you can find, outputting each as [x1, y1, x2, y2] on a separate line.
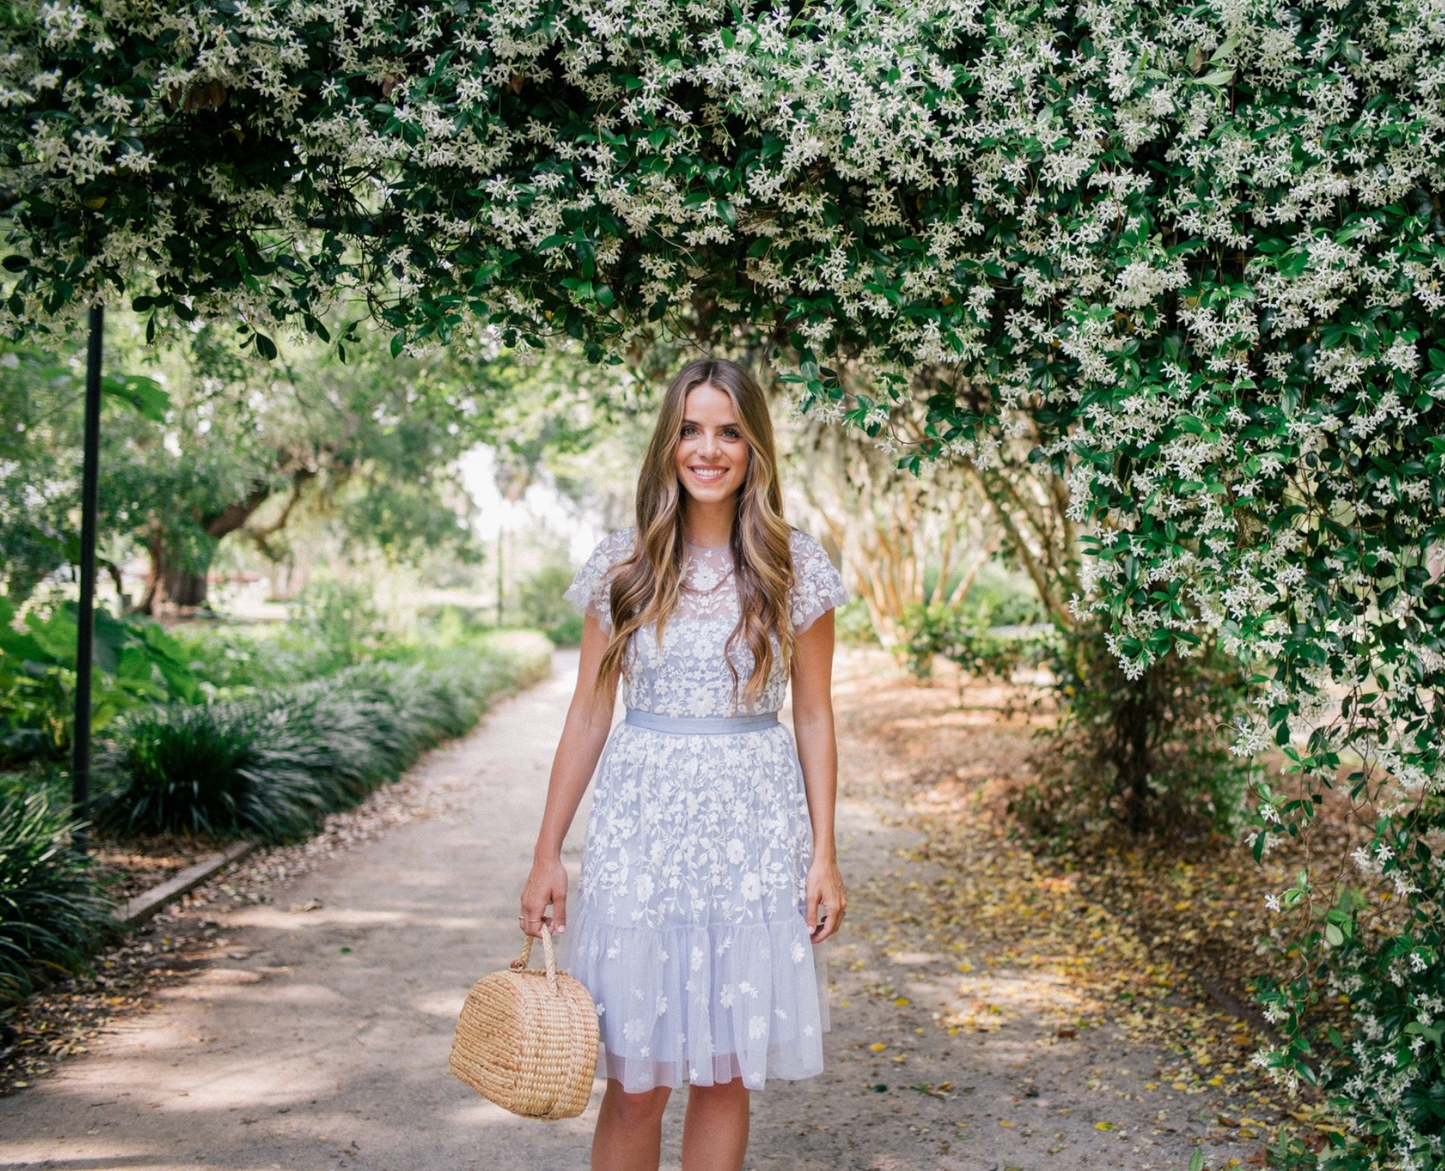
[595, 358, 795, 710]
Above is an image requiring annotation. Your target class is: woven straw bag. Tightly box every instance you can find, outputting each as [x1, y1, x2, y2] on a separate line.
[449, 930, 599, 1120]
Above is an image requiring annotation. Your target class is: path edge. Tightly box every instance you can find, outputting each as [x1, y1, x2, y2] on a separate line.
[120, 841, 257, 927]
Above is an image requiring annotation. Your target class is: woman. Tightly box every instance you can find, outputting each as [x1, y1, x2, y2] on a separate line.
[519, 357, 848, 1171]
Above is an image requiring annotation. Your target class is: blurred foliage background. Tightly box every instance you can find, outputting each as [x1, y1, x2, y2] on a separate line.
[1, 315, 1246, 1034]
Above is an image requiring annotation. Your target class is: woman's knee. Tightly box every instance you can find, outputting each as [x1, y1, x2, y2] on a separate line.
[604, 1082, 671, 1124]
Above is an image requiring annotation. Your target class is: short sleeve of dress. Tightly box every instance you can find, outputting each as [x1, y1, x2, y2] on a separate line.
[788, 529, 848, 635]
[563, 529, 636, 634]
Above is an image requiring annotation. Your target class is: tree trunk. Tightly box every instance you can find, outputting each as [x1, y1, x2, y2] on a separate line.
[161, 565, 208, 607]
[133, 480, 273, 615]
[135, 538, 211, 614]
[1113, 669, 1156, 835]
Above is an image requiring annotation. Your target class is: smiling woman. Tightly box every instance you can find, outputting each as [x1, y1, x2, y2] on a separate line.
[516, 358, 848, 1171]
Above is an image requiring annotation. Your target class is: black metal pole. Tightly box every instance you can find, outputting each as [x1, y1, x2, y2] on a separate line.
[72, 303, 103, 848]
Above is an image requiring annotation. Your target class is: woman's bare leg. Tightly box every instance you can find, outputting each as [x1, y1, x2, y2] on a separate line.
[592, 1081, 671, 1171]
[680, 1079, 750, 1171]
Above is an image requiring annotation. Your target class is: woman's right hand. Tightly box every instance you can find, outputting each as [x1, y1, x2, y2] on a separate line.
[519, 856, 568, 937]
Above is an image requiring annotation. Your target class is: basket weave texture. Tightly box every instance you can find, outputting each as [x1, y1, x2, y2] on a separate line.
[449, 930, 599, 1120]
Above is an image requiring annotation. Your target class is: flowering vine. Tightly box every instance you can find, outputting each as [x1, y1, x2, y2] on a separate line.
[4, 1, 1445, 1162]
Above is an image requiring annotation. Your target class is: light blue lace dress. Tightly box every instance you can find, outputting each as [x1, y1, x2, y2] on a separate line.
[562, 528, 848, 1093]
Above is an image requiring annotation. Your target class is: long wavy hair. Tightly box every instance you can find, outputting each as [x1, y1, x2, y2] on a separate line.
[595, 358, 795, 710]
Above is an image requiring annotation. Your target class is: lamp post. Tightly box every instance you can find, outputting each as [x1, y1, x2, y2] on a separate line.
[71, 303, 103, 848]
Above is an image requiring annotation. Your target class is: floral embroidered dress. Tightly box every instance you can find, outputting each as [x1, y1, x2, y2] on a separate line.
[562, 527, 848, 1093]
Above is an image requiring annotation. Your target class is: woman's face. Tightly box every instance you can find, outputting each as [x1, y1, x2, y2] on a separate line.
[674, 382, 748, 507]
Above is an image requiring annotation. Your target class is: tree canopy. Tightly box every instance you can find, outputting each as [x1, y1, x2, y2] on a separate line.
[5, 1, 1445, 1162]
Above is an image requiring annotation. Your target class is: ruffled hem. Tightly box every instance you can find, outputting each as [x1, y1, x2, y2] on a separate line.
[567, 910, 829, 1092]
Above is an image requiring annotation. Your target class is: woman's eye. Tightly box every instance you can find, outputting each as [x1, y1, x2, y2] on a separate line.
[680, 425, 697, 437]
[722, 428, 741, 440]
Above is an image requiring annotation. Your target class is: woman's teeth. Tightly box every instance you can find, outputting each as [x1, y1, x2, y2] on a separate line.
[692, 468, 726, 480]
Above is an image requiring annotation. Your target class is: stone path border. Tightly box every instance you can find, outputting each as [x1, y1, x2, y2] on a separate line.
[121, 840, 258, 926]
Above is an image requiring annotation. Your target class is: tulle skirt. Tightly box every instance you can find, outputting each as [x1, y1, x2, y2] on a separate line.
[568, 911, 828, 1092]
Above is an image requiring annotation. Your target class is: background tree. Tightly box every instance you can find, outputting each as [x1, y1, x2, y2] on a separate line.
[784, 397, 1002, 650]
[2, 318, 595, 614]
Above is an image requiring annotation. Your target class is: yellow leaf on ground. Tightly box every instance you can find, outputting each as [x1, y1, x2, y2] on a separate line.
[869, 1042, 887, 1052]
[1095, 1121, 1116, 1131]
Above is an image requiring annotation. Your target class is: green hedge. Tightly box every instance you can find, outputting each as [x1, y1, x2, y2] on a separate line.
[98, 635, 550, 842]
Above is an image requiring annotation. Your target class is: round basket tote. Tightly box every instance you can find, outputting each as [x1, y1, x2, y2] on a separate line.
[449, 928, 600, 1120]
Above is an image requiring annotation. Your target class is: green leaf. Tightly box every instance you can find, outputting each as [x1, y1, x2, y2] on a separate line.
[100, 374, 170, 421]
[1189, 1149, 1205, 1171]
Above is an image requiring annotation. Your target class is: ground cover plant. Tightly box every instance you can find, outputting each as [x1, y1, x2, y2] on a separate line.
[0, 791, 111, 1006]
[98, 637, 550, 842]
[5, 1, 1445, 1162]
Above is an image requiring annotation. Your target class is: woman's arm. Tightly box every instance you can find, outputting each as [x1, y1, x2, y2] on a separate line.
[791, 609, 847, 943]
[519, 613, 618, 937]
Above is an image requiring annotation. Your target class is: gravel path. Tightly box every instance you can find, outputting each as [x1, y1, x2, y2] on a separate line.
[0, 650, 1261, 1171]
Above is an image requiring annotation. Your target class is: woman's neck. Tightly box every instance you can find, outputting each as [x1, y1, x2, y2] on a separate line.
[681, 498, 736, 549]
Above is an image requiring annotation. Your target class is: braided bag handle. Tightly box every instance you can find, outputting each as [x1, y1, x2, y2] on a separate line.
[510, 929, 560, 993]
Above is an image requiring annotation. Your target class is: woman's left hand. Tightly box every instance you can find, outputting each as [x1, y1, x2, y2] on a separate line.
[805, 857, 847, 943]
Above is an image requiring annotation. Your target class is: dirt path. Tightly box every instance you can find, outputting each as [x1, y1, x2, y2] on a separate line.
[0, 651, 1265, 1171]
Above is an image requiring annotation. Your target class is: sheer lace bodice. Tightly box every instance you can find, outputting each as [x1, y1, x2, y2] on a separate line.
[563, 529, 847, 718]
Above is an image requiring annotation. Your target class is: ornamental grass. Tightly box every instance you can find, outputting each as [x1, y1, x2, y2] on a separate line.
[0, 791, 113, 1005]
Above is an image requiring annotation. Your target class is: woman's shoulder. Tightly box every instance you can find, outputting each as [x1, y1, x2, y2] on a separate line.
[787, 526, 830, 564]
[589, 526, 638, 566]
[784, 526, 847, 630]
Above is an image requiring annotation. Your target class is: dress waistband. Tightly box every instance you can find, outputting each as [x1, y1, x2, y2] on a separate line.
[624, 709, 781, 735]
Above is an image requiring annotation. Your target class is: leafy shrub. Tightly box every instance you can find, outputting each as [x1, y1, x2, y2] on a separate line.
[169, 624, 321, 695]
[897, 601, 1053, 682]
[98, 633, 551, 842]
[832, 598, 878, 647]
[97, 703, 325, 842]
[171, 581, 388, 695]
[0, 791, 113, 1004]
[288, 580, 386, 669]
[514, 564, 584, 646]
[1012, 626, 1254, 843]
[0, 596, 196, 764]
[962, 567, 1046, 628]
